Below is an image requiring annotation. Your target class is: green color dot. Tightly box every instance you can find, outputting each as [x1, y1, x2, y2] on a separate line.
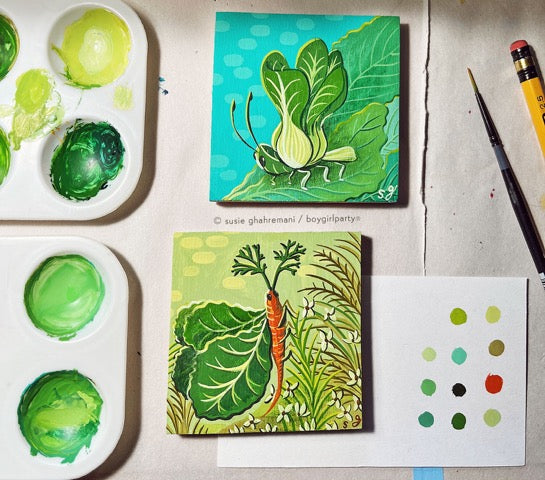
[421, 347, 437, 362]
[483, 408, 501, 427]
[486, 306, 501, 323]
[0, 126, 10, 185]
[488, 339, 505, 357]
[17, 370, 103, 463]
[450, 307, 467, 325]
[0, 14, 19, 81]
[420, 379, 437, 396]
[451, 347, 467, 365]
[24, 254, 105, 340]
[451, 412, 466, 430]
[418, 411, 434, 428]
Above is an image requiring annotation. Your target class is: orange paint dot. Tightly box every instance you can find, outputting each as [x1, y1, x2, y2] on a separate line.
[485, 374, 503, 394]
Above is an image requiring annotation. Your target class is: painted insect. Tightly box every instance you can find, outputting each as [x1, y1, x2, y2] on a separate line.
[230, 38, 356, 190]
[172, 241, 305, 421]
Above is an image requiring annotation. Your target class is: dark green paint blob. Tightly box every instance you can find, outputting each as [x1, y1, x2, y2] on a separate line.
[0, 126, 10, 185]
[488, 339, 505, 356]
[420, 378, 436, 396]
[450, 307, 467, 325]
[451, 412, 466, 430]
[418, 411, 434, 428]
[50, 119, 124, 200]
[24, 254, 105, 340]
[0, 14, 18, 81]
[18, 370, 103, 463]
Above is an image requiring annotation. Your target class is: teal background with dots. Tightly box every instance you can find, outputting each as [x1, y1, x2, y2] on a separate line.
[210, 12, 374, 200]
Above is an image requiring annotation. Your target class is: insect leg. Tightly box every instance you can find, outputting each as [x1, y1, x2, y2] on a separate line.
[336, 162, 346, 180]
[287, 170, 295, 185]
[315, 165, 330, 183]
[299, 169, 311, 190]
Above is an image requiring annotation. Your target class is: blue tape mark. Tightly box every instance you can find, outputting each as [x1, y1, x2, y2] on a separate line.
[413, 467, 444, 480]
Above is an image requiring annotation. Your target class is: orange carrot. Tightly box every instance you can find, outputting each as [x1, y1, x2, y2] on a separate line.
[264, 289, 286, 415]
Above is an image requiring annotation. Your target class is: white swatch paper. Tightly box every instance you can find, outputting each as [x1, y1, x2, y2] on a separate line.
[218, 276, 527, 467]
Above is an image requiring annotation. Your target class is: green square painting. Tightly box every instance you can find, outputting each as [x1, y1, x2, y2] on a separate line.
[209, 13, 400, 203]
[167, 232, 362, 434]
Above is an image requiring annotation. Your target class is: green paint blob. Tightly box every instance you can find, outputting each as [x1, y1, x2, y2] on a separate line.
[451, 347, 467, 365]
[486, 305, 501, 323]
[0, 14, 18, 81]
[0, 126, 10, 185]
[488, 339, 505, 356]
[50, 119, 124, 201]
[114, 85, 133, 110]
[420, 378, 437, 396]
[483, 408, 501, 427]
[450, 307, 467, 325]
[17, 370, 103, 463]
[451, 412, 466, 430]
[24, 254, 105, 340]
[9, 69, 64, 151]
[421, 347, 436, 362]
[418, 411, 434, 428]
[53, 8, 131, 88]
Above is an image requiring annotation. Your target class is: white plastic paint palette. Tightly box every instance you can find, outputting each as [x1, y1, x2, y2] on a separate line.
[0, 237, 128, 479]
[0, 0, 147, 220]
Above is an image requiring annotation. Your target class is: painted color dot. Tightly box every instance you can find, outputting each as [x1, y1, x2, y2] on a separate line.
[450, 307, 467, 325]
[421, 347, 437, 362]
[210, 154, 229, 169]
[486, 306, 501, 323]
[250, 24, 270, 37]
[485, 374, 503, 394]
[213, 73, 223, 86]
[279, 31, 299, 46]
[451, 412, 466, 430]
[220, 170, 237, 182]
[216, 20, 230, 32]
[488, 339, 505, 357]
[452, 383, 466, 397]
[484, 408, 502, 427]
[233, 67, 253, 79]
[451, 347, 467, 365]
[296, 18, 316, 31]
[418, 411, 434, 428]
[420, 379, 436, 396]
[223, 54, 243, 67]
[238, 38, 257, 50]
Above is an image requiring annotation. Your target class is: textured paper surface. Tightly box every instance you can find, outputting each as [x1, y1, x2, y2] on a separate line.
[218, 276, 527, 467]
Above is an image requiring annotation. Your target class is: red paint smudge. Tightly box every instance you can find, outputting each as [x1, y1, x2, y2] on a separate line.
[485, 373, 503, 394]
[490, 188, 495, 199]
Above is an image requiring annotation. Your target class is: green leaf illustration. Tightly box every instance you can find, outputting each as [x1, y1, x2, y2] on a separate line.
[190, 317, 272, 420]
[380, 95, 399, 158]
[325, 16, 400, 133]
[225, 102, 388, 202]
[175, 301, 265, 350]
[172, 346, 197, 399]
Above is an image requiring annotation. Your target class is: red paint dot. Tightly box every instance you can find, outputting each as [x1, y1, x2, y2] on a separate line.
[485, 374, 503, 394]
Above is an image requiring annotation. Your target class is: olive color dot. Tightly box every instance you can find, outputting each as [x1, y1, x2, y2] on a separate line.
[450, 307, 467, 325]
[488, 339, 505, 357]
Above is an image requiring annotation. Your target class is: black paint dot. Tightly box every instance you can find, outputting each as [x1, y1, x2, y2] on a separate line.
[452, 383, 466, 397]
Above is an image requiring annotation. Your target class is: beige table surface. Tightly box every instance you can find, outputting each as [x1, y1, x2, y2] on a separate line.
[2, 0, 545, 478]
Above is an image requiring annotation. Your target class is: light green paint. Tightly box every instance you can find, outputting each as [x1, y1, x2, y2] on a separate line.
[450, 307, 467, 325]
[0, 127, 9, 185]
[9, 69, 63, 150]
[486, 305, 501, 323]
[17, 370, 103, 463]
[53, 8, 131, 88]
[483, 408, 501, 427]
[114, 85, 133, 110]
[421, 347, 436, 362]
[24, 254, 105, 340]
[420, 379, 436, 396]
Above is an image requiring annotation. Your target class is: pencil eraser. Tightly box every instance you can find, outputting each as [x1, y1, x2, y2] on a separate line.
[510, 40, 528, 52]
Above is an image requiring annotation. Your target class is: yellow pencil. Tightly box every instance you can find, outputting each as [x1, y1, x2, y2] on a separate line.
[510, 40, 545, 159]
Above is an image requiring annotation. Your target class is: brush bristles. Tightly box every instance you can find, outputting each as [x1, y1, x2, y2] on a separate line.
[467, 67, 478, 93]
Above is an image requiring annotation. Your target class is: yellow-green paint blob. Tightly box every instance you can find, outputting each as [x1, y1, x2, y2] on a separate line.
[9, 69, 64, 150]
[114, 85, 133, 110]
[192, 251, 216, 264]
[421, 347, 437, 362]
[183, 266, 200, 277]
[450, 307, 467, 325]
[486, 306, 501, 323]
[206, 235, 229, 248]
[179, 236, 204, 249]
[222, 276, 246, 290]
[0, 126, 10, 185]
[483, 408, 501, 427]
[171, 290, 182, 302]
[53, 9, 131, 88]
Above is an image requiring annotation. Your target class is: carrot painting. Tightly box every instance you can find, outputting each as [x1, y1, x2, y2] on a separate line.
[166, 232, 362, 434]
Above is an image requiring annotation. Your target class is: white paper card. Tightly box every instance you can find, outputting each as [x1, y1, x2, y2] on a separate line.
[218, 276, 527, 467]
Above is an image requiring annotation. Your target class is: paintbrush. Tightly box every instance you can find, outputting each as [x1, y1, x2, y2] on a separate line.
[468, 67, 545, 290]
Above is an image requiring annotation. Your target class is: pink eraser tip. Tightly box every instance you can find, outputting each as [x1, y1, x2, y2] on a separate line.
[510, 40, 528, 52]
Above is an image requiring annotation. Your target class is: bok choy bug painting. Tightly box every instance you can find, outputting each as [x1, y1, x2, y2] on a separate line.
[209, 13, 400, 203]
[167, 232, 363, 434]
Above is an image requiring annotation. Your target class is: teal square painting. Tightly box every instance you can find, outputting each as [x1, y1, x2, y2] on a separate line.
[209, 13, 400, 203]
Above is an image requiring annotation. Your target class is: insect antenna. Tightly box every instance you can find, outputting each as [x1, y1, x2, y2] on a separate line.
[245, 92, 260, 148]
[230, 99, 256, 151]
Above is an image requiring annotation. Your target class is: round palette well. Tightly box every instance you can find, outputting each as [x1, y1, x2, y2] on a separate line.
[0, 236, 128, 479]
[0, 0, 147, 220]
